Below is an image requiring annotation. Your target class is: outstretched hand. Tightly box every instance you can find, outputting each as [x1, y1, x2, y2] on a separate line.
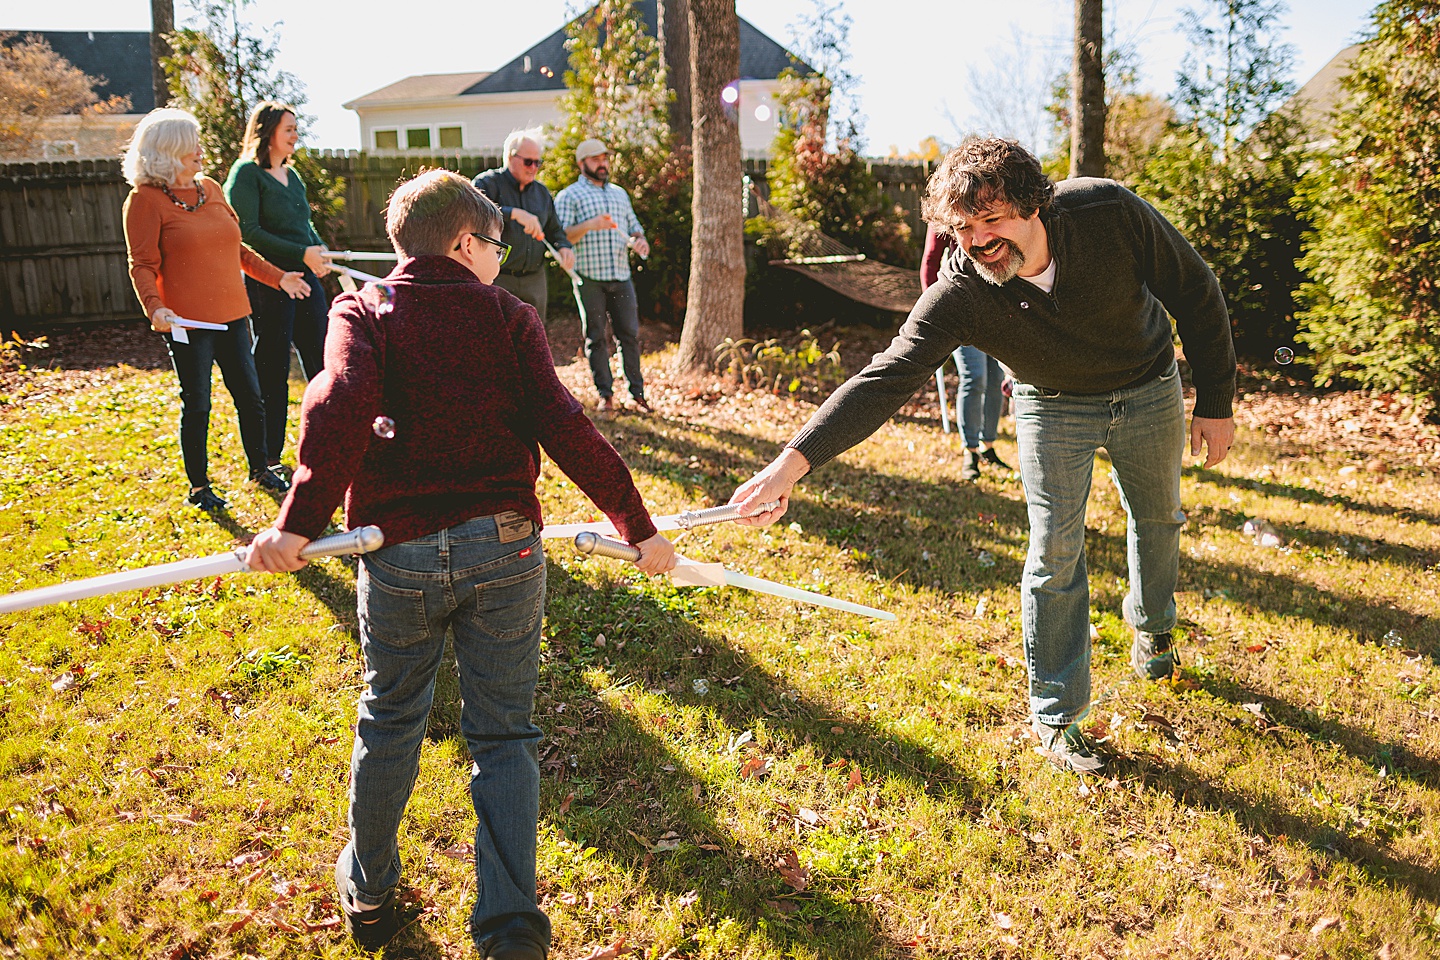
[729, 448, 811, 526]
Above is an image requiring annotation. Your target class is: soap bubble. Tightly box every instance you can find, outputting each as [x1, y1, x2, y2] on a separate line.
[373, 282, 395, 316]
[1274, 346, 1294, 364]
[754, 104, 771, 122]
[372, 416, 396, 440]
[721, 84, 739, 104]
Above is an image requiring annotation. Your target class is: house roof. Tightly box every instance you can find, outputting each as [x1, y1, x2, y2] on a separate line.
[15, 31, 155, 114]
[343, 72, 493, 109]
[463, 0, 812, 96]
[1287, 44, 1361, 134]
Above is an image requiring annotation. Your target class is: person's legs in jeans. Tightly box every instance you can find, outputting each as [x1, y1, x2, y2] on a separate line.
[575, 276, 614, 398]
[211, 318, 270, 477]
[607, 280, 644, 401]
[247, 277, 295, 466]
[446, 522, 550, 953]
[164, 329, 217, 492]
[1012, 384, 1110, 725]
[980, 354, 1005, 445]
[957, 345, 991, 450]
[1103, 365, 1187, 637]
[339, 532, 452, 908]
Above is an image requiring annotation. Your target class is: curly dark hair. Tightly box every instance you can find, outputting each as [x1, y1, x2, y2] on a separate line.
[921, 137, 1054, 232]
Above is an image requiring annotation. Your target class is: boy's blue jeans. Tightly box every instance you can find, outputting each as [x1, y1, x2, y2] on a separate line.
[1011, 363, 1187, 725]
[336, 515, 550, 953]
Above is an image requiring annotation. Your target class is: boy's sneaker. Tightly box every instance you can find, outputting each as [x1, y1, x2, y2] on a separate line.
[960, 449, 982, 481]
[1033, 719, 1108, 774]
[186, 486, 227, 512]
[1131, 627, 1178, 680]
[979, 448, 1011, 470]
[250, 468, 291, 493]
[335, 860, 399, 951]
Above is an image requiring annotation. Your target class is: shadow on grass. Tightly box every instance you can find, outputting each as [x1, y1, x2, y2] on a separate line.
[425, 562, 996, 957]
[1186, 465, 1440, 526]
[1125, 752, 1440, 906]
[1196, 673, 1440, 789]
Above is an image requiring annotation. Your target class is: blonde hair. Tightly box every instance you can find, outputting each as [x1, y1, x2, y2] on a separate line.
[386, 169, 501, 258]
[122, 109, 202, 187]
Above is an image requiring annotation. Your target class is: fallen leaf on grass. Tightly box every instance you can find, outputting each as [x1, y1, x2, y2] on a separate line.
[796, 807, 823, 827]
[197, 890, 219, 903]
[1246, 643, 1268, 653]
[739, 756, 772, 779]
[557, 793, 576, 816]
[302, 916, 343, 932]
[439, 844, 475, 862]
[845, 768, 863, 793]
[1310, 916, 1341, 936]
[227, 849, 272, 868]
[776, 850, 810, 892]
[767, 898, 800, 915]
[573, 937, 626, 959]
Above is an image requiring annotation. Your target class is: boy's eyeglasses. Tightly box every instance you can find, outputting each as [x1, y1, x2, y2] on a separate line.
[456, 232, 510, 265]
[517, 157, 542, 168]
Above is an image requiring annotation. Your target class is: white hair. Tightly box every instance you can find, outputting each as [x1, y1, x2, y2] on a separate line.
[122, 109, 202, 187]
[503, 127, 545, 158]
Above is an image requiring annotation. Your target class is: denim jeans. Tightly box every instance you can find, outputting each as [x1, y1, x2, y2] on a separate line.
[956, 345, 1005, 449]
[163, 318, 267, 490]
[574, 276, 643, 400]
[246, 272, 328, 464]
[1011, 362, 1187, 725]
[336, 515, 550, 952]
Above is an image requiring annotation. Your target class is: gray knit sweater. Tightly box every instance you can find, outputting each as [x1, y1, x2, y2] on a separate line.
[789, 178, 1236, 472]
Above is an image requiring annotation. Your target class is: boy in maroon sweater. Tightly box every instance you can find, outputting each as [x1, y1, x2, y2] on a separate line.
[249, 170, 674, 958]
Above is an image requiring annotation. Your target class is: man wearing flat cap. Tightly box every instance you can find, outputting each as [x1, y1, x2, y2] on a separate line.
[555, 138, 652, 413]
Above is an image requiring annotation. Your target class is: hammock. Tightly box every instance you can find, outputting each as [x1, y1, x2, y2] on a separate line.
[751, 187, 922, 314]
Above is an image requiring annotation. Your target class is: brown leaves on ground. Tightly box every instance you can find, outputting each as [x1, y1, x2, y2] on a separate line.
[775, 850, 810, 892]
[1235, 373, 1440, 466]
[572, 937, 627, 959]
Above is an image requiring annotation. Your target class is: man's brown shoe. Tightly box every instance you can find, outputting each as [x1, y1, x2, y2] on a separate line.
[632, 396, 653, 413]
[598, 396, 616, 412]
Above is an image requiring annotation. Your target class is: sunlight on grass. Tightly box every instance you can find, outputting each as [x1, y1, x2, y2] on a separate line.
[0, 360, 1437, 958]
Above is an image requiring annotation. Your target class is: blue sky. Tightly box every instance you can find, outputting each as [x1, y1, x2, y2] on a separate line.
[15, 0, 1372, 155]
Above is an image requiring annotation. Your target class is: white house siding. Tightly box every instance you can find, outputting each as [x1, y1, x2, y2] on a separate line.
[353, 80, 784, 156]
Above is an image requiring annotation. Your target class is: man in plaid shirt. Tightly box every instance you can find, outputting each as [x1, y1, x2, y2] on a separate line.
[555, 138, 652, 413]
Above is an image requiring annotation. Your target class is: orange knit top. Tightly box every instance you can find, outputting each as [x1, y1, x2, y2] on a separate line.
[123, 175, 286, 324]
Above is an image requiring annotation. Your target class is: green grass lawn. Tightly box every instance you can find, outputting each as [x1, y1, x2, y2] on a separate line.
[0, 355, 1437, 959]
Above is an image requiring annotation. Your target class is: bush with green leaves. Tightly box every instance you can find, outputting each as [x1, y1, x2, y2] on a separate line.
[1296, 1, 1440, 404]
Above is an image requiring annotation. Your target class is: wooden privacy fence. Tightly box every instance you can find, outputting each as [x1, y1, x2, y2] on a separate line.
[0, 154, 933, 328]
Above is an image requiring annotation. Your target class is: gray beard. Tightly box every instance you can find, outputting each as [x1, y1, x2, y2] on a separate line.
[969, 241, 1025, 285]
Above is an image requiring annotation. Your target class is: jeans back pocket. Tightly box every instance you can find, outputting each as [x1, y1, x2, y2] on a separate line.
[472, 559, 546, 641]
[358, 561, 431, 646]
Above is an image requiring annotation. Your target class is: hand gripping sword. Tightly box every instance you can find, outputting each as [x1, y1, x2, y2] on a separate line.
[0, 527, 386, 615]
[573, 533, 896, 622]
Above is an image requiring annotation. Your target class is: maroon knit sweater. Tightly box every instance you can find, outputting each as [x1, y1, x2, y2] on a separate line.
[276, 256, 657, 546]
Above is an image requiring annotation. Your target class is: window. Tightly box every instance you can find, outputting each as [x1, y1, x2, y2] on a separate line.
[42, 141, 79, 158]
[374, 129, 399, 150]
[438, 126, 463, 149]
[406, 127, 431, 149]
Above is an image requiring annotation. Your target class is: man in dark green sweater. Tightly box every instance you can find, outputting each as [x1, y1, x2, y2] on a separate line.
[731, 138, 1237, 774]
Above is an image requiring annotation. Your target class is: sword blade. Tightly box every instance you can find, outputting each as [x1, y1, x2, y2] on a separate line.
[546, 501, 778, 540]
[0, 554, 244, 614]
[719, 570, 896, 621]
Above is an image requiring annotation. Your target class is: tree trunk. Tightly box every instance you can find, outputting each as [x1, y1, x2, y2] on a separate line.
[1070, 0, 1106, 178]
[659, 0, 692, 149]
[150, 0, 175, 110]
[674, 0, 744, 374]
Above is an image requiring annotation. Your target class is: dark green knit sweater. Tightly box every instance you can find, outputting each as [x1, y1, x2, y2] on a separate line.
[789, 178, 1237, 472]
[223, 159, 323, 272]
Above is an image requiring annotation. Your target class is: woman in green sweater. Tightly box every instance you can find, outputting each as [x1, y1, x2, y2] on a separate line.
[224, 101, 333, 475]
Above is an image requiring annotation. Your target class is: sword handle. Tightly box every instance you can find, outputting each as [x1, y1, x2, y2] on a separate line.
[676, 500, 780, 530]
[297, 526, 386, 560]
[574, 532, 641, 562]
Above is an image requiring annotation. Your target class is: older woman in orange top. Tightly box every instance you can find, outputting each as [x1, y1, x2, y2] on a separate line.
[122, 108, 309, 512]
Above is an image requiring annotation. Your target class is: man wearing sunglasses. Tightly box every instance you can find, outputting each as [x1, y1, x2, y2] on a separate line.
[474, 128, 574, 322]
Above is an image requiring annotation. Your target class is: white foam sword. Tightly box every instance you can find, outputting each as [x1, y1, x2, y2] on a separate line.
[572, 532, 895, 621]
[0, 527, 386, 615]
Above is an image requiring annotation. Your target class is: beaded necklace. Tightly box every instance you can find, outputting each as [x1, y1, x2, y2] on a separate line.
[159, 179, 207, 212]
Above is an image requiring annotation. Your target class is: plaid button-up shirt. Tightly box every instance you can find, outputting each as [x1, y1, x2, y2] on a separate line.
[554, 177, 645, 282]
